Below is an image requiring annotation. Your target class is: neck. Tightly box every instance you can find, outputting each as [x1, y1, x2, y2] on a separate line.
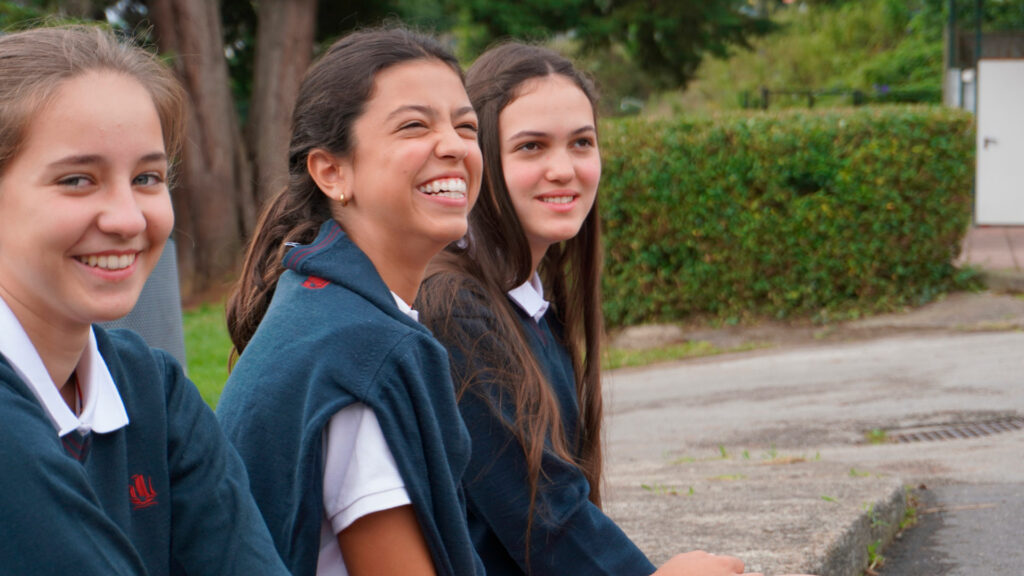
[0, 289, 88, 392]
[529, 241, 551, 280]
[347, 229, 441, 306]
[376, 263, 423, 306]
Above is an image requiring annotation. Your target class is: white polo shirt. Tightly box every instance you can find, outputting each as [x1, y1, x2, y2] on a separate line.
[0, 297, 129, 437]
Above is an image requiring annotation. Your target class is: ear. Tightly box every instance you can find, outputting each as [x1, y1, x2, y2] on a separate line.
[307, 148, 353, 203]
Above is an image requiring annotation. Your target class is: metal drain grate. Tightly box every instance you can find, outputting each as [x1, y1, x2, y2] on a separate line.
[886, 417, 1024, 444]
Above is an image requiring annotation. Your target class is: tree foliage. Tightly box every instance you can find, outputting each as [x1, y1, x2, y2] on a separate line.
[662, 0, 962, 113]
[454, 0, 774, 90]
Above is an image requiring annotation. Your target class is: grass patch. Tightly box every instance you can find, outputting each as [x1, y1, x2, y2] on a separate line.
[640, 482, 680, 496]
[182, 301, 232, 409]
[900, 487, 920, 531]
[707, 474, 746, 482]
[865, 428, 890, 445]
[866, 539, 885, 574]
[603, 340, 761, 370]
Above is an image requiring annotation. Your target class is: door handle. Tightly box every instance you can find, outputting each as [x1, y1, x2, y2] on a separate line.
[984, 136, 998, 149]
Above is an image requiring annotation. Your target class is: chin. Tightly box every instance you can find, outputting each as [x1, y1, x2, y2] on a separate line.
[431, 224, 468, 246]
[88, 294, 144, 324]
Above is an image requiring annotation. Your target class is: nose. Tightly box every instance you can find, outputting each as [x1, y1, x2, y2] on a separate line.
[545, 147, 574, 184]
[435, 125, 472, 161]
[97, 181, 147, 238]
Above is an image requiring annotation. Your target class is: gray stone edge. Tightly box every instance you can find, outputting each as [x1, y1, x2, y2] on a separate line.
[807, 483, 907, 576]
[981, 269, 1024, 294]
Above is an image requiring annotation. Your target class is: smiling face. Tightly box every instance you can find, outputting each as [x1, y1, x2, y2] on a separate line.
[337, 59, 482, 271]
[499, 74, 600, 271]
[0, 71, 173, 338]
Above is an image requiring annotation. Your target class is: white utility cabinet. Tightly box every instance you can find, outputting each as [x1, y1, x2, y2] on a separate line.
[976, 59, 1024, 225]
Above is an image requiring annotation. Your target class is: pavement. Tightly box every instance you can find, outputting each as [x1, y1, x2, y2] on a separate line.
[956, 225, 1024, 292]
[600, 225, 1024, 576]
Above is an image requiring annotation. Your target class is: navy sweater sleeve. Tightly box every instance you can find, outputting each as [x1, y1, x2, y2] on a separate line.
[436, 286, 656, 576]
[0, 372, 149, 575]
[152, 347, 291, 575]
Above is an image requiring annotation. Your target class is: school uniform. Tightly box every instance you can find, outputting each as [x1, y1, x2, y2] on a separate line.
[0, 299, 289, 576]
[313, 293, 414, 576]
[217, 220, 483, 576]
[422, 273, 657, 576]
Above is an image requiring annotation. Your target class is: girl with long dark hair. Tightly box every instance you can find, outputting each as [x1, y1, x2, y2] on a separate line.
[418, 42, 782, 576]
[217, 27, 484, 576]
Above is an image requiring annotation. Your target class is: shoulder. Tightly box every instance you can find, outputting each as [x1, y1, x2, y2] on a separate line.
[420, 271, 500, 327]
[95, 325, 174, 369]
[227, 287, 444, 408]
[267, 270, 420, 341]
[0, 367, 74, 481]
[94, 326, 181, 397]
[0, 369, 55, 447]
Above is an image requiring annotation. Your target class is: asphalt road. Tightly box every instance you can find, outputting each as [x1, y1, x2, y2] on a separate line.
[877, 483, 1024, 576]
[603, 330, 1024, 574]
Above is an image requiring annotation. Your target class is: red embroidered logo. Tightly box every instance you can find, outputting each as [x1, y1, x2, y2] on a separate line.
[302, 275, 330, 289]
[129, 474, 158, 510]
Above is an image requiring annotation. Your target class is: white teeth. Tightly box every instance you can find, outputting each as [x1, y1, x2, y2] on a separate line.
[418, 178, 467, 196]
[77, 253, 136, 270]
[542, 196, 574, 204]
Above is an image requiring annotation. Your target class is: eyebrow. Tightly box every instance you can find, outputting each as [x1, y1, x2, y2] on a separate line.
[386, 104, 477, 121]
[506, 125, 596, 141]
[453, 105, 476, 119]
[47, 152, 168, 168]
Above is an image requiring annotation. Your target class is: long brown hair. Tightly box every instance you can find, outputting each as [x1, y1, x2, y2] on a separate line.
[417, 42, 605, 553]
[226, 27, 462, 356]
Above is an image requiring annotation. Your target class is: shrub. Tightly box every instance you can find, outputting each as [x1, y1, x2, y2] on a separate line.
[599, 106, 975, 327]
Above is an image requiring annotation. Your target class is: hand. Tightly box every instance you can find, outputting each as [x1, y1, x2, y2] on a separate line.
[651, 550, 762, 576]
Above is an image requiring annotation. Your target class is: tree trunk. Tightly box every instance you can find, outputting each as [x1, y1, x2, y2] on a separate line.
[149, 0, 252, 299]
[248, 0, 317, 208]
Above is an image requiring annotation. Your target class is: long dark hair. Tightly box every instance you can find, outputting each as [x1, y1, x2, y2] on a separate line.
[417, 42, 604, 556]
[227, 27, 462, 356]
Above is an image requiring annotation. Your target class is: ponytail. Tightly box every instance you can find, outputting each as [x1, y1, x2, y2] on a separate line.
[227, 177, 330, 356]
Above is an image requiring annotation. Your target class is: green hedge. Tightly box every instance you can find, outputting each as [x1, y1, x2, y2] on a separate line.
[599, 106, 975, 327]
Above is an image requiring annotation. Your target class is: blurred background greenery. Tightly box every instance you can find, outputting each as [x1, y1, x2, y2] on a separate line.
[6, 0, 1018, 403]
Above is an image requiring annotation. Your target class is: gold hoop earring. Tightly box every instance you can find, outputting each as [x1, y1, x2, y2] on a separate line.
[338, 192, 349, 207]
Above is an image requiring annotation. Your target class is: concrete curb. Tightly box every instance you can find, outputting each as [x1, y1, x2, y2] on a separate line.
[807, 483, 906, 576]
[603, 458, 906, 576]
[981, 269, 1024, 294]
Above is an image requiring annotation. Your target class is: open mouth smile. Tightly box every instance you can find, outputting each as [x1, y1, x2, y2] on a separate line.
[540, 195, 575, 204]
[74, 253, 137, 271]
[417, 178, 467, 199]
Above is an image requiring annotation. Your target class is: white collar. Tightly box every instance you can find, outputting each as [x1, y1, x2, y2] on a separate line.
[507, 272, 550, 324]
[0, 297, 129, 437]
[390, 291, 419, 322]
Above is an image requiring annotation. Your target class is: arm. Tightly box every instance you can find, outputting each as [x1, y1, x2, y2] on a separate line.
[159, 352, 290, 575]
[651, 552, 816, 576]
[321, 402, 433, 576]
[453, 330, 770, 576]
[653, 551, 760, 576]
[337, 505, 437, 576]
[435, 292, 655, 576]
